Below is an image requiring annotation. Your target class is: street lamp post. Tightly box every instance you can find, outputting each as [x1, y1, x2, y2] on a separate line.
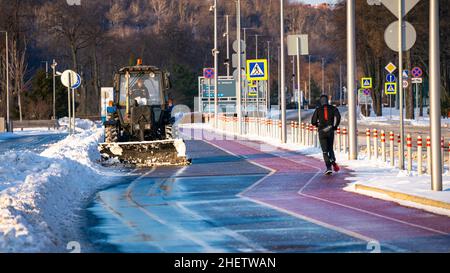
[280, 0, 287, 143]
[51, 60, 57, 120]
[267, 41, 271, 114]
[347, 0, 358, 160]
[211, 0, 219, 128]
[308, 55, 311, 109]
[297, 37, 301, 127]
[430, 0, 442, 191]
[236, 0, 242, 134]
[224, 14, 230, 77]
[1, 31, 10, 132]
[322, 57, 325, 94]
[398, 0, 405, 170]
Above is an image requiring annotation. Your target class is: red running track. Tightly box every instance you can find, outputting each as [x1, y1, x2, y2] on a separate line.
[206, 137, 450, 252]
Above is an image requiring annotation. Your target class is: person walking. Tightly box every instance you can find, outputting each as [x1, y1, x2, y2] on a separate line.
[311, 95, 341, 175]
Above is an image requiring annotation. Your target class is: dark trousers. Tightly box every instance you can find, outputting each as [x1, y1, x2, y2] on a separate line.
[319, 131, 336, 169]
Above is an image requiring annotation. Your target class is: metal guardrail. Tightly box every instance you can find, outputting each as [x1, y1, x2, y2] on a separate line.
[12, 120, 60, 131]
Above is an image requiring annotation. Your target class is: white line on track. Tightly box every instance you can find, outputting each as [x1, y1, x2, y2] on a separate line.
[235, 137, 449, 236]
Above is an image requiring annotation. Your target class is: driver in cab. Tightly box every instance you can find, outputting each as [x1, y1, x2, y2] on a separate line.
[131, 79, 149, 106]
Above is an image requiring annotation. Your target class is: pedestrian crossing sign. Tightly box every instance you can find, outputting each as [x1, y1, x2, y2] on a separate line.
[385, 82, 397, 95]
[361, 77, 372, 89]
[247, 59, 268, 81]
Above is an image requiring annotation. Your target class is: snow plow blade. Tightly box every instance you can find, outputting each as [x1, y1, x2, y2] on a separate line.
[98, 139, 190, 167]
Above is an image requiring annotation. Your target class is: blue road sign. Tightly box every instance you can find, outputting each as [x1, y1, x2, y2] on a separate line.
[72, 73, 81, 89]
[403, 70, 409, 79]
[246, 59, 268, 81]
[386, 74, 396, 83]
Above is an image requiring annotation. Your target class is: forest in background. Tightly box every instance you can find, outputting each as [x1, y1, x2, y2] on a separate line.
[0, 0, 448, 120]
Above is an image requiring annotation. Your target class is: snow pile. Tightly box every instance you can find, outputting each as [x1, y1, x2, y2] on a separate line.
[0, 119, 117, 252]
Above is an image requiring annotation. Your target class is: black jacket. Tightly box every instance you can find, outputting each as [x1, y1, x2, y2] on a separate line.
[311, 104, 341, 132]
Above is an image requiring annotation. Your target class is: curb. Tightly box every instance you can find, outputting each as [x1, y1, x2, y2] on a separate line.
[354, 184, 450, 211]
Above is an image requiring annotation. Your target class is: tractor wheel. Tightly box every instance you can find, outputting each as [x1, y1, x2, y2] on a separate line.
[105, 125, 119, 143]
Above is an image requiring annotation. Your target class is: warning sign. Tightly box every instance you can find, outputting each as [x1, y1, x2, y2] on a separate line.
[247, 59, 268, 81]
[361, 77, 373, 89]
[385, 82, 397, 95]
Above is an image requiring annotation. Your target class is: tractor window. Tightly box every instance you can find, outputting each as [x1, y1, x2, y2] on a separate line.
[119, 73, 162, 106]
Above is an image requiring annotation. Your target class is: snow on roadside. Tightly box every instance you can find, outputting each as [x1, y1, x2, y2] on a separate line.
[0, 119, 120, 252]
[181, 123, 450, 217]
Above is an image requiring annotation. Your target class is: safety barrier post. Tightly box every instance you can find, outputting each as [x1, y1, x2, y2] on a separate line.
[336, 127, 341, 153]
[301, 122, 306, 146]
[366, 129, 371, 159]
[397, 134, 402, 169]
[373, 129, 378, 160]
[441, 137, 445, 171]
[390, 131, 395, 167]
[427, 136, 431, 175]
[381, 130, 386, 162]
[343, 127, 347, 154]
[314, 127, 318, 148]
[417, 136, 423, 175]
[407, 134, 412, 172]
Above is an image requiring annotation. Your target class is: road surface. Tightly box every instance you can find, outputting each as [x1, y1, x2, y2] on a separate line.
[0, 132, 67, 154]
[86, 130, 450, 253]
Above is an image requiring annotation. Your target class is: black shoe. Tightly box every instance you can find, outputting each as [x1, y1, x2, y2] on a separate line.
[324, 168, 333, 176]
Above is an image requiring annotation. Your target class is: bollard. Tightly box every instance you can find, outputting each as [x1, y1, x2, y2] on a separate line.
[397, 134, 402, 169]
[389, 132, 395, 167]
[305, 124, 310, 146]
[373, 129, 378, 160]
[291, 121, 295, 143]
[278, 120, 282, 141]
[301, 123, 305, 145]
[427, 136, 431, 175]
[342, 127, 347, 154]
[366, 129, 371, 159]
[381, 130, 386, 162]
[314, 127, 319, 148]
[336, 127, 341, 153]
[407, 134, 412, 172]
[417, 136, 423, 175]
[448, 141, 450, 172]
[441, 137, 445, 171]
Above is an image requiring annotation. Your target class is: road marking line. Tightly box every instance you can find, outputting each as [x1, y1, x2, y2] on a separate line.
[203, 138, 377, 244]
[242, 138, 448, 235]
[125, 167, 224, 253]
[204, 133, 446, 247]
[241, 140, 450, 236]
[175, 202, 269, 253]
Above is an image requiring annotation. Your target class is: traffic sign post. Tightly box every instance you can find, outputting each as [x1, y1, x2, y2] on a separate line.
[61, 70, 80, 134]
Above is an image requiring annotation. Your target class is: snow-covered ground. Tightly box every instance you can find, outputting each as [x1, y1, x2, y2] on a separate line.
[0, 119, 122, 252]
[358, 107, 450, 128]
[182, 123, 450, 217]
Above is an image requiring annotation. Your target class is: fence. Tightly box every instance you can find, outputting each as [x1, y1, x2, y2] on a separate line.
[205, 114, 446, 175]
